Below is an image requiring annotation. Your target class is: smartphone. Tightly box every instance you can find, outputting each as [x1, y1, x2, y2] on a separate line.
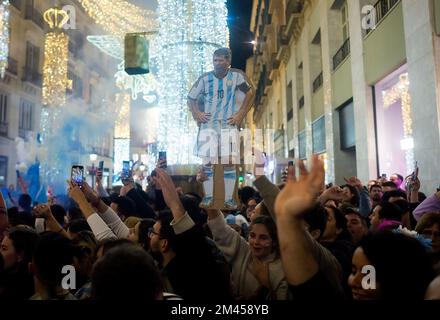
[71, 165, 84, 187]
[121, 161, 132, 184]
[158, 151, 167, 169]
[99, 160, 104, 171]
[413, 161, 418, 182]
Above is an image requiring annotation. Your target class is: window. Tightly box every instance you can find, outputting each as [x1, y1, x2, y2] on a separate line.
[312, 116, 326, 153]
[0, 91, 7, 136]
[339, 100, 355, 149]
[298, 131, 306, 160]
[341, 1, 349, 41]
[25, 41, 40, 73]
[286, 81, 293, 121]
[0, 92, 8, 136]
[0, 91, 7, 123]
[19, 98, 33, 135]
[0, 156, 7, 188]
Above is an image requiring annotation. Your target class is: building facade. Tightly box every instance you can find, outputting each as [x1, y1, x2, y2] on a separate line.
[0, 0, 115, 190]
[246, 0, 440, 194]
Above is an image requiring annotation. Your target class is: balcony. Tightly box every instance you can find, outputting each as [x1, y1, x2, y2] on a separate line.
[270, 53, 281, 74]
[333, 38, 350, 70]
[6, 57, 18, 76]
[286, 0, 304, 38]
[22, 67, 42, 87]
[312, 72, 323, 93]
[25, 5, 45, 30]
[276, 25, 289, 61]
[10, 0, 22, 11]
[0, 122, 8, 137]
[366, 0, 400, 35]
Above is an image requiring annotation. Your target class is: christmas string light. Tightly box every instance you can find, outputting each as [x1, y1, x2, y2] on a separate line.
[156, 0, 229, 165]
[76, 0, 158, 35]
[0, 0, 10, 78]
[113, 93, 131, 184]
[42, 8, 70, 106]
[382, 72, 414, 174]
[114, 93, 131, 139]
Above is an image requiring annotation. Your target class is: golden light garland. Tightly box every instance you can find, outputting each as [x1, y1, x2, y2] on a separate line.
[76, 0, 158, 36]
[42, 8, 70, 106]
[382, 73, 412, 136]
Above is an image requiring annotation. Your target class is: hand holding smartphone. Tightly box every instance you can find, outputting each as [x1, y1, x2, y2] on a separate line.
[71, 165, 84, 188]
[121, 161, 133, 185]
[158, 151, 167, 169]
[151, 151, 167, 177]
[413, 161, 418, 182]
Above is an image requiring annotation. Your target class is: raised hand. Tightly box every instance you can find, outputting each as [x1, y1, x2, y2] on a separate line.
[120, 183, 135, 196]
[81, 181, 101, 206]
[33, 203, 52, 219]
[344, 176, 363, 189]
[274, 155, 325, 221]
[67, 180, 94, 218]
[318, 185, 345, 204]
[153, 168, 185, 218]
[96, 168, 103, 185]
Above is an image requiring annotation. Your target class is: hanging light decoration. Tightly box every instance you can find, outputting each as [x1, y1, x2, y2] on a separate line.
[0, 0, 10, 78]
[156, 0, 229, 165]
[76, 0, 158, 36]
[113, 93, 131, 184]
[42, 8, 70, 106]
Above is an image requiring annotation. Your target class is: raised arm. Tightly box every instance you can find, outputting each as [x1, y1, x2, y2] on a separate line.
[81, 181, 129, 238]
[68, 181, 117, 241]
[33, 204, 70, 239]
[153, 168, 186, 222]
[344, 176, 371, 218]
[274, 156, 324, 285]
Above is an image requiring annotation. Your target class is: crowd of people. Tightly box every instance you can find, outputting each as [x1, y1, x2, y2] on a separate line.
[0, 154, 440, 301]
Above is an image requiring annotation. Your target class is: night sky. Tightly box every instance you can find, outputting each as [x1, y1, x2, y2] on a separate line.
[227, 0, 254, 70]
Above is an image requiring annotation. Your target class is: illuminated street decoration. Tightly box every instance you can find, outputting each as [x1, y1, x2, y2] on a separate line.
[76, 0, 158, 35]
[113, 93, 131, 184]
[382, 73, 414, 174]
[87, 36, 159, 101]
[42, 8, 70, 106]
[0, 0, 10, 78]
[156, 0, 229, 165]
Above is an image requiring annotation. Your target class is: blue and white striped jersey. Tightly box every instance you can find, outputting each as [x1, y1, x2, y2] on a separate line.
[188, 68, 252, 128]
